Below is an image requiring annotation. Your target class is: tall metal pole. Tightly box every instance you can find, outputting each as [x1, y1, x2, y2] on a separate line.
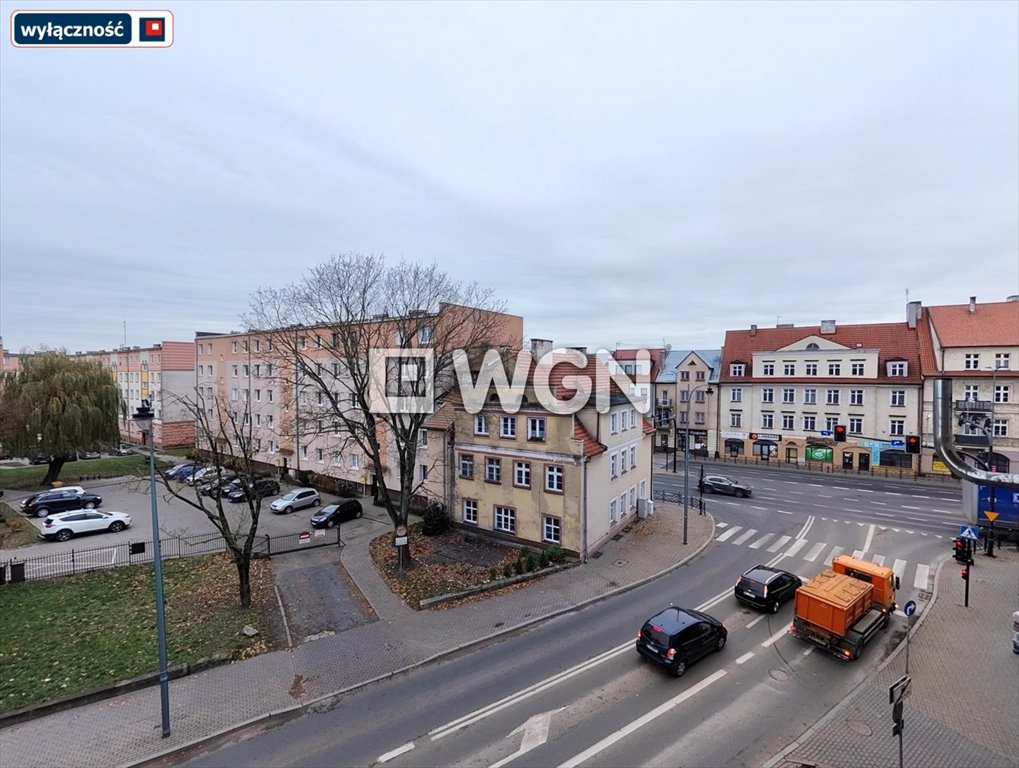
[985, 362, 1003, 557]
[683, 398, 690, 546]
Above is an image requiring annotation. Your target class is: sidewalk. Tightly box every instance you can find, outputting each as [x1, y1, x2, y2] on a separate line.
[766, 545, 1019, 768]
[0, 504, 714, 768]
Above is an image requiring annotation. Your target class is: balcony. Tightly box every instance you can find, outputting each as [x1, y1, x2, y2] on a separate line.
[954, 433, 990, 446]
[955, 400, 993, 412]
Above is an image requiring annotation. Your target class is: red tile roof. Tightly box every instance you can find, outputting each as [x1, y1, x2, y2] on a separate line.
[719, 322, 922, 383]
[642, 417, 655, 435]
[926, 301, 1019, 348]
[423, 401, 455, 430]
[574, 419, 606, 457]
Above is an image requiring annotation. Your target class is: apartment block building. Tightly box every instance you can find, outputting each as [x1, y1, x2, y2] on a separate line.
[652, 349, 721, 457]
[0, 337, 23, 373]
[419, 343, 655, 559]
[80, 342, 196, 448]
[915, 296, 1019, 475]
[194, 304, 524, 498]
[718, 320, 923, 471]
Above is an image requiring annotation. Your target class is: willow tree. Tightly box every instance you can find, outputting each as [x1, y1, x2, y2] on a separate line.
[245, 253, 516, 566]
[0, 352, 123, 485]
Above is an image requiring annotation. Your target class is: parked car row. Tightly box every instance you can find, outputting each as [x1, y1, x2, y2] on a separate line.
[20, 488, 103, 518]
[635, 563, 803, 677]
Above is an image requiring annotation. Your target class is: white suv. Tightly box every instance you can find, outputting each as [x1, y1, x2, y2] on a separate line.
[41, 510, 132, 542]
[270, 488, 321, 514]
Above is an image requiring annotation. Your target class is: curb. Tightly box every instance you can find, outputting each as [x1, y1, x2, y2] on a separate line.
[123, 513, 716, 768]
[417, 561, 577, 609]
[760, 556, 948, 768]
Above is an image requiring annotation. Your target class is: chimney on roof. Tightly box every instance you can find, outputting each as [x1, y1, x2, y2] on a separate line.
[820, 320, 836, 334]
[750, 324, 757, 337]
[531, 338, 553, 362]
[776, 323, 793, 329]
[968, 296, 976, 313]
[568, 346, 588, 355]
[906, 300, 922, 329]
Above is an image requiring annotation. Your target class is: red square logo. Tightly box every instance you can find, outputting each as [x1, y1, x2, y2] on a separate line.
[146, 20, 161, 36]
[139, 16, 166, 41]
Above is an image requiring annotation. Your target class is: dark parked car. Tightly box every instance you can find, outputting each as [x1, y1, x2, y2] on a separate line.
[310, 499, 363, 528]
[80, 451, 102, 460]
[167, 462, 204, 480]
[698, 474, 752, 497]
[20, 489, 103, 519]
[113, 445, 134, 456]
[636, 607, 727, 677]
[30, 454, 50, 465]
[198, 473, 238, 497]
[225, 478, 281, 503]
[735, 565, 803, 613]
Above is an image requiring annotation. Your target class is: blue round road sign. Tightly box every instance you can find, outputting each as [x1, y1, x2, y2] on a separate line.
[904, 600, 917, 617]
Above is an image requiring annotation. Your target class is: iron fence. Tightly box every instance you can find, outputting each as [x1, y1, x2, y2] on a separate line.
[676, 455, 960, 483]
[1, 527, 340, 585]
[651, 489, 706, 512]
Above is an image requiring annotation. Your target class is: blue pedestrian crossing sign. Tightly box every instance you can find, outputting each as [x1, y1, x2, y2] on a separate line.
[959, 525, 980, 541]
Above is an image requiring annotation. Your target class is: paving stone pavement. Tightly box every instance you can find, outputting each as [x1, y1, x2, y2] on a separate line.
[0, 505, 713, 768]
[768, 545, 1019, 768]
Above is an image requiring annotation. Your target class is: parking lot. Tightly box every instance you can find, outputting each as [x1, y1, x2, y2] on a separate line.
[0, 475, 396, 563]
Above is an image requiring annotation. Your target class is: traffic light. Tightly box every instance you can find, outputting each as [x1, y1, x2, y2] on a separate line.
[953, 538, 973, 564]
[905, 435, 920, 454]
[961, 567, 969, 581]
[834, 425, 846, 442]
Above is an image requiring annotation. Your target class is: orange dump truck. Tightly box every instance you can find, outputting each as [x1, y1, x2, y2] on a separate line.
[791, 555, 899, 661]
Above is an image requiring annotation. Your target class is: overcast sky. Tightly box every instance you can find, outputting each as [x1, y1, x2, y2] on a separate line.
[2, 1, 1017, 354]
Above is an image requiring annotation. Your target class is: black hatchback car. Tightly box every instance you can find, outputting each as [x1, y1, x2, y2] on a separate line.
[226, 478, 281, 503]
[699, 474, 752, 497]
[636, 607, 727, 677]
[310, 499, 363, 528]
[735, 565, 803, 613]
[20, 489, 103, 519]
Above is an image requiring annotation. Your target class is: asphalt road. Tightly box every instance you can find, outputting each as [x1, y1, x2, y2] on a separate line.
[181, 471, 948, 768]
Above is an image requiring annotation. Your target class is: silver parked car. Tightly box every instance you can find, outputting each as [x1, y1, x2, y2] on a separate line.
[269, 488, 321, 514]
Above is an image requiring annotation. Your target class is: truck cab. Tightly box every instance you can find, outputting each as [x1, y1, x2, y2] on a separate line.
[831, 555, 898, 613]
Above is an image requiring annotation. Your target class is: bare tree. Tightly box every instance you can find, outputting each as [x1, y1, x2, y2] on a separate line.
[245, 254, 513, 566]
[153, 390, 267, 607]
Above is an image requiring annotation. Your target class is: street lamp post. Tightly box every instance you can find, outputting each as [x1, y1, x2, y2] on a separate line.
[683, 384, 713, 546]
[132, 400, 171, 738]
[985, 361, 1008, 558]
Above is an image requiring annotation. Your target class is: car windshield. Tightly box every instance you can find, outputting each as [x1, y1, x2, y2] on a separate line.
[317, 505, 339, 515]
[280, 491, 299, 501]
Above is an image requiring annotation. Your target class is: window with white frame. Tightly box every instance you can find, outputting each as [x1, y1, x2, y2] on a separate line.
[763, 363, 775, 376]
[619, 492, 628, 515]
[889, 361, 907, 376]
[231, 342, 238, 353]
[543, 516, 561, 543]
[500, 416, 516, 438]
[316, 448, 324, 463]
[349, 454, 361, 470]
[994, 385, 1010, 403]
[629, 446, 636, 468]
[419, 465, 428, 481]
[546, 465, 564, 492]
[826, 388, 840, 405]
[730, 412, 742, 427]
[784, 363, 795, 375]
[730, 363, 745, 376]
[255, 389, 261, 402]
[610, 453, 618, 477]
[610, 412, 619, 433]
[609, 498, 618, 523]
[298, 336, 306, 349]
[850, 389, 864, 406]
[963, 385, 979, 401]
[243, 364, 250, 376]
[527, 416, 546, 440]
[993, 419, 1008, 437]
[761, 413, 774, 429]
[486, 457, 501, 483]
[782, 414, 794, 430]
[805, 362, 818, 376]
[803, 415, 816, 431]
[267, 414, 274, 426]
[995, 352, 1011, 369]
[639, 479, 646, 498]
[782, 388, 795, 404]
[681, 371, 690, 381]
[890, 389, 906, 407]
[418, 326, 433, 344]
[889, 418, 905, 436]
[804, 388, 817, 405]
[680, 390, 689, 403]
[696, 370, 705, 381]
[463, 499, 478, 524]
[849, 417, 863, 433]
[301, 445, 308, 460]
[494, 506, 516, 533]
[828, 362, 841, 376]
[268, 390, 274, 402]
[232, 365, 238, 377]
[851, 362, 864, 376]
[964, 353, 980, 370]
[459, 453, 474, 478]
[475, 415, 489, 435]
[825, 416, 838, 432]
[514, 461, 530, 487]
[628, 487, 636, 509]
[231, 388, 238, 401]
[630, 409, 637, 428]
[762, 387, 774, 403]
[730, 387, 743, 403]
[255, 414, 261, 426]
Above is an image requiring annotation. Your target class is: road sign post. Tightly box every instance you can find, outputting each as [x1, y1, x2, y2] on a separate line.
[985, 510, 999, 558]
[889, 674, 911, 768]
[903, 600, 917, 673]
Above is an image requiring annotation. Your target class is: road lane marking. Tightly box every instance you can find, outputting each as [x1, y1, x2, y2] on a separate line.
[824, 546, 845, 566]
[767, 535, 792, 553]
[858, 489, 874, 493]
[913, 564, 930, 590]
[886, 492, 902, 496]
[789, 490, 805, 495]
[902, 506, 923, 510]
[931, 509, 954, 515]
[732, 529, 759, 546]
[872, 555, 885, 566]
[913, 495, 930, 499]
[746, 614, 767, 629]
[761, 626, 790, 648]
[735, 652, 755, 664]
[892, 559, 906, 579]
[778, 510, 793, 515]
[785, 538, 809, 557]
[748, 533, 774, 549]
[808, 484, 823, 488]
[818, 494, 833, 498]
[490, 711, 560, 768]
[803, 542, 826, 562]
[852, 550, 865, 559]
[716, 526, 743, 542]
[716, 521, 729, 528]
[556, 671, 727, 768]
[378, 742, 415, 763]
[869, 501, 887, 506]
[873, 512, 894, 518]
[752, 505, 768, 511]
[802, 647, 814, 656]
[862, 523, 875, 554]
[833, 486, 849, 490]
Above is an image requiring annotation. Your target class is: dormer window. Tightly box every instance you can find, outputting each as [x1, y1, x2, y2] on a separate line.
[888, 361, 908, 377]
[730, 363, 746, 377]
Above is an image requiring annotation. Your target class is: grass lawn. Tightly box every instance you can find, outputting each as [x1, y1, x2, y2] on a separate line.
[0, 502, 40, 549]
[0, 455, 171, 491]
[0, 554, 276, 713]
